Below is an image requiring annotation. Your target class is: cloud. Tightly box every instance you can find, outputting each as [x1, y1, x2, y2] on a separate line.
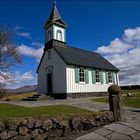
[16, 32, 31, 38]
[15, 26, 31, 39]
[96, 27, 140, 85]
[124, 27, 140, 43]
[31, 42, 43, 48]
[7, 71, 35, 89]
[96, 38, 133, 55]
[18, 43, 44, 62]
[15, 26, 23, 31]
[13, 71, 33, 84]
[0, 71, 34, 88]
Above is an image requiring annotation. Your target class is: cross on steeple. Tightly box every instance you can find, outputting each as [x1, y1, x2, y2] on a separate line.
[54, 0, 56, 5]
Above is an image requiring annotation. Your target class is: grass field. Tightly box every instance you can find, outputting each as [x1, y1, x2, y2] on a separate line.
[0, 103, 93, 120]
[91, 90, 140, 108]
[0, 92, 37, 101]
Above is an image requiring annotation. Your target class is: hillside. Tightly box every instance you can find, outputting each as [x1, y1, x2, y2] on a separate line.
[6, 85, 37, 93]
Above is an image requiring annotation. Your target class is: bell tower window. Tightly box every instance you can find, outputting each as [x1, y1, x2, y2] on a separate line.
[56, 30, 62, 41]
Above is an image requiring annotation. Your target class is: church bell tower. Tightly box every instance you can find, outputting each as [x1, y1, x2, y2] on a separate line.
[44, 1, 67, 43]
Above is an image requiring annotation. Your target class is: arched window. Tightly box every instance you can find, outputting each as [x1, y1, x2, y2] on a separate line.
[48, 30, 51, 41]
[95, 70, 100, 83]
[56, 30, 62, 41]
[79, 68, 85, 82]
[108, 72, 113, 83]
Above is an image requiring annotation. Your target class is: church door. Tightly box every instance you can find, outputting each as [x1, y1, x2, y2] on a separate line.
[47, 73, 52, 93]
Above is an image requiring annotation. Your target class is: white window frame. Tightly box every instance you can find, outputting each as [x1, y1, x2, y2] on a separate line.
[56, 30, 62, 41]
[108, 72, 113, 83]
[95, 70, 101, 84]
[79, 68, 85, 83]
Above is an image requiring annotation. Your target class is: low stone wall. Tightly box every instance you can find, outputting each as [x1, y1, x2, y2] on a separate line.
[0, 111, 114, 140]
[68, 92, 108, 98]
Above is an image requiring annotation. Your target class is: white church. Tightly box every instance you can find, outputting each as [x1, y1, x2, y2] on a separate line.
[37, 2, 119, 99]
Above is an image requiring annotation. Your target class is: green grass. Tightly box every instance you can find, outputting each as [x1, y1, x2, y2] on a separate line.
[0, 92, 37, 101]
[0, 103, 93, 120]
[91, 89, 140, 108]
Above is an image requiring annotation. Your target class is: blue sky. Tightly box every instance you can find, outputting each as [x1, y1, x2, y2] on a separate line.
[0, 0, 140, 88]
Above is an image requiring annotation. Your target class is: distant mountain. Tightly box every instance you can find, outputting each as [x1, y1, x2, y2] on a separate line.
[6, 85, 37, 93]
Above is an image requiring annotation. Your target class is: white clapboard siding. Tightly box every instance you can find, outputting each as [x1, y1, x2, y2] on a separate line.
[66, 66, 117, 93]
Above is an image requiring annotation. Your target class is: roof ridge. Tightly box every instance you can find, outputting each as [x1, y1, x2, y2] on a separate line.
[67, 45, 99, 55]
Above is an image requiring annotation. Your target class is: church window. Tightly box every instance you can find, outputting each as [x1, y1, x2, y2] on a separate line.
[56, 30, 62, 41]
[108, 72, 113, 83]
[95, 70, 100, 83]
[79, 68, 85, 82]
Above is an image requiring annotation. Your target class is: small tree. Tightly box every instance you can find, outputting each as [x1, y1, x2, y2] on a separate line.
[0, 26, 21, 97]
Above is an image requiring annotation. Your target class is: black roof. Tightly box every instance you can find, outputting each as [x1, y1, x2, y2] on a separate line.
[53, 45, 119, 71]
[36, 40, 119, 73]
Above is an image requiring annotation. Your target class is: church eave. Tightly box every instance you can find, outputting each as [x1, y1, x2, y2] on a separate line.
[44, 20, 67, 29]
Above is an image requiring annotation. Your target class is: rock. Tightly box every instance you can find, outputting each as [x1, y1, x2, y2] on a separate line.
[27, 118, 35, 129]
[52, 122, 57, 129]
[0, 121, 5, 132]
[101, 113, 108, 122]
[108, 85, 125, 122]
[42, 119, 52, 131]
[7, 120, 18, 131]
[49, 129, 63, 138]
[95, 115, 102, 121]
[127, 92, 132, 97]
[38, 128, 44, 134]
[31, 129, 39, 136]
[51, 117, 59, 124]
[31, 129, 48, 139]
[12, 134, 32, 140]
[35, 119, 42, 128]
[82, 119, 95, 130]
[59, 119, 69, 129]
[51, 117, 59, 129]
[108, 85, 121, 95]
[0, 130, 17, 140]
[95, 115, 103, 127]
[31, 128, 43, 136]
[107, 111, 114, 122]
[60, 119, 71, 136]
[71, 117, 82, 130]
[20, 120, 27, 126]
[36, 133, 48, 140]
[18, 126, 28, 136]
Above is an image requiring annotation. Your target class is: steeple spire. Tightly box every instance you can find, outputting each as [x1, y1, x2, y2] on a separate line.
[49, 1, 61, 21]
[44, 1, 67, 29]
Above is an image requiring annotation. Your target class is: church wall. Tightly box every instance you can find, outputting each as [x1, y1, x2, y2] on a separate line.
[66, 66, 118, 93]
[38, 48, 67, 94]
